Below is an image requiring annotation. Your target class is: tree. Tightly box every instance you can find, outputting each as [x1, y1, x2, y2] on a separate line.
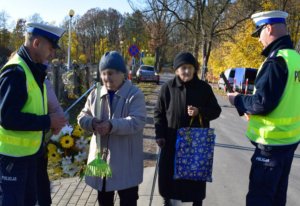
[121, 11, 147, 52]
[10, 19, 26, 51]
[209, 20, 264, 79]
[105, 8, 123, 50]
[0, 10, 11, 65]
[27, 13, 44, 23]
[143, 0, 259, 79]
[208, 0, 300, 80]
[0, 10, 10, 49]
[75, 8, 123, 63]
[141, 0, 173, 70]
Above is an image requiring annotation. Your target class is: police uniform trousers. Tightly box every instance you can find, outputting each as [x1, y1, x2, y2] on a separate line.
[36, 152, 52, 206]
[246, 141, 299, 206]
[0, 155, 38, 206]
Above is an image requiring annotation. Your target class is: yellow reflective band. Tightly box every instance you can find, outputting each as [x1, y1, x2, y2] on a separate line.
[248, 126, 300, 139]
[0, 134, 40, 148]
[251, 115, 300, 126]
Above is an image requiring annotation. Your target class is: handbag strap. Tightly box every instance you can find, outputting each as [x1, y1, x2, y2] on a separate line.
[189, 114, 204, 128]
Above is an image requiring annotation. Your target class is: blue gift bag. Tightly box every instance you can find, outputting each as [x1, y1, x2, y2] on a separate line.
[174, 116, 216, 182]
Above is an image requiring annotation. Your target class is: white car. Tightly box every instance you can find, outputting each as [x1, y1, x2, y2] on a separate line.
[218, 68, 235, 91]
[136, 65, 160, 84]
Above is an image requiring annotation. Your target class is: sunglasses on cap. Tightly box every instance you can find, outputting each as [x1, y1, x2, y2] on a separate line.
[253, 23, 280, 37]
[252, 24, 269, 37]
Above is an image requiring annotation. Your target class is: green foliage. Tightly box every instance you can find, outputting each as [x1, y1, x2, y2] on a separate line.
[142, 56, 155, 66]
[79, 54, 87, 64]
[96, 38, 109, 61]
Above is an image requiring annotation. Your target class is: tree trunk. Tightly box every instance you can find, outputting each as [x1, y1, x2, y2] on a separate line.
[296, 39, 300, 53]
[193, 35, 200, 61]
[85, 65, 91, 89]
[52, 64, 60, 100]
[201, 40, 207, 80]
[154, 47, 160, 71]
[73, 64, 80, 96]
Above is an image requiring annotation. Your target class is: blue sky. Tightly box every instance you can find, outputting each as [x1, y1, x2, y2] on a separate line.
[1, 0, 134, 26]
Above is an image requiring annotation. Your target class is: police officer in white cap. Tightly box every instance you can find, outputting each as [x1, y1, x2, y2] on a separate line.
[227, 10, 300, 206]
[0, 22, 68, 205]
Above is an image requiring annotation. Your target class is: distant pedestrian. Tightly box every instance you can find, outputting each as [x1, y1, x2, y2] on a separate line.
[227, 10, 300, 206]
[78, 51, 146, 206]
[154, 52, 221, 206]
[0, 22, 67, 205]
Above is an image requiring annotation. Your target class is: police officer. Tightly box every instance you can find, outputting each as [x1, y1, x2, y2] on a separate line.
[0, 22, 67, 205]
[227, 10, 300, 206]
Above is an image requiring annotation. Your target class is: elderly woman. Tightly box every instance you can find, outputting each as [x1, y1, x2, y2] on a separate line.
[77, 51, 146, 206]
[154, 52, 221, 206]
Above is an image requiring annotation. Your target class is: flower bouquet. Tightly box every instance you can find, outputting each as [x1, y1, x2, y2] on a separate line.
[47, 124, 89, 179]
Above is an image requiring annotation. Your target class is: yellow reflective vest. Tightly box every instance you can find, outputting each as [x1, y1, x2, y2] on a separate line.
[0, 54, 48, 157]
[246, 49, 300, 145]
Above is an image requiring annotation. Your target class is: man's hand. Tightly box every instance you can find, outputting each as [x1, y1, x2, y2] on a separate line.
[227, 92, 239, 105]
[49, 113, 68, 131]
[52, 127, 61, 135]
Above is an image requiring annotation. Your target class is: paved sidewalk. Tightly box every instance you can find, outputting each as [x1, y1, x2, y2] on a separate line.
[50, 167, 164, 206]
[50, 167, 193, 206]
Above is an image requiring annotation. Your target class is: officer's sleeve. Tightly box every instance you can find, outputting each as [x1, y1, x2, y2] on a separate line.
[234, 57, 287, 115]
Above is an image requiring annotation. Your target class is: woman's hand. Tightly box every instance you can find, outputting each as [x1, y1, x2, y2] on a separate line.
[156, 138, 166, 148]
[187, 105, 199, 117]
[92, 119, 112, 136]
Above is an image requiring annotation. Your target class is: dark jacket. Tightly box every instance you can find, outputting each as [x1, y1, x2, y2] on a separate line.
[0, 46, 50, 158]
[154, 75, 221, 201]
[234, 35, 293, 115]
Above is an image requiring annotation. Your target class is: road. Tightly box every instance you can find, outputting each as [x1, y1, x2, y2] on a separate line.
[158, 72, 300, 206]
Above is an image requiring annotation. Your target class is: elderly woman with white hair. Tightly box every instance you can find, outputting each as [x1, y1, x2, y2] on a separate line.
[77, 51, 146, 206]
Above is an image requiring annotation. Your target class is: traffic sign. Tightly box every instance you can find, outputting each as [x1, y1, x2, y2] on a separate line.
[128, 45, 139, 56]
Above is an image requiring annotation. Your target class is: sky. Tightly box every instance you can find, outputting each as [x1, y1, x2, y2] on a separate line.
[1, 0, 134, 27]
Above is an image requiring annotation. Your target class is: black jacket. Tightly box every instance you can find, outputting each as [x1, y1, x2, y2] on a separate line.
[234, 35, 293, 115]
[0, 46, 50, 158]
[154, 75, 221, 201]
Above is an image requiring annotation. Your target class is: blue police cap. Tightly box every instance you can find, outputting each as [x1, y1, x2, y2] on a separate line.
[26, 22, 65, 49]
[251, 10, 288, 37]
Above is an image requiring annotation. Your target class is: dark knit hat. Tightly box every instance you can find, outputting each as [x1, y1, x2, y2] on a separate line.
[173, 52, 198, 71]
[99, 51, 127, 73]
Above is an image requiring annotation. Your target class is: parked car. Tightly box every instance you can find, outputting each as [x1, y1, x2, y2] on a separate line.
[136, 65, 160, 84]
[233, 68, 257, 94]
[218, 68, 235, 91]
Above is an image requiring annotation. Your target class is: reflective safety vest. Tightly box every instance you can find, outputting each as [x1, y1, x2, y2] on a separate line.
[246, 49, 300, 145]
[0, 54, 48, 157]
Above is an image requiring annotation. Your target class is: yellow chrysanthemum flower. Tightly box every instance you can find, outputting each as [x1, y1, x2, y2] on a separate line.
[47, 143, 57, 152]
[53, 167, 63, 175]
[72, 125, 83, 137]
[48, 150, 61, 163]
[60, 135, 74, 149]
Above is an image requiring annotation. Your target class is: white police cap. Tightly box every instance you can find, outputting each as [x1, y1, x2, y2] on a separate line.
[26, 22, 65, 48]
[251, 10, 288, 37]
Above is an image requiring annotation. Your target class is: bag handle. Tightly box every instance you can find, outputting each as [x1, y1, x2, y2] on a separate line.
[189, 113, 204, 128]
